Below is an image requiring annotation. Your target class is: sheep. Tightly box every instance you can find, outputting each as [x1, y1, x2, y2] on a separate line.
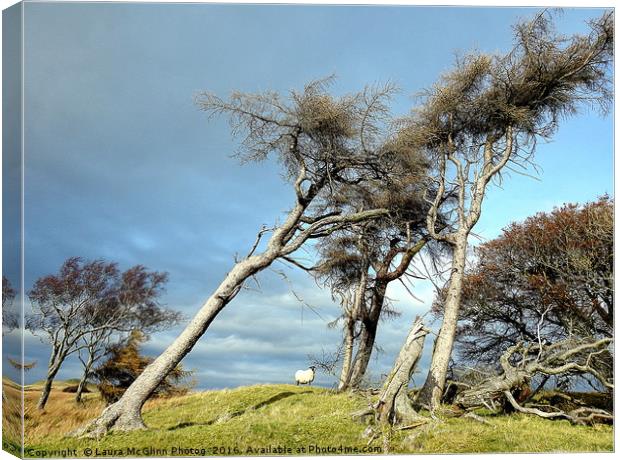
[294, 366, 316, 385]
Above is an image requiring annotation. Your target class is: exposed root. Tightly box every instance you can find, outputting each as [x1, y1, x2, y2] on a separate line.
[70, 403, 147, 439]
[504, 391, 613, 426]
[452, 338, 613, 426]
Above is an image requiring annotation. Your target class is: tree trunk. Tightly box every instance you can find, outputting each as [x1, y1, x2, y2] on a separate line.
[348, 282, 386, 389]
[348, 324, 376, 389]
[75, 355, 94, 403]
[416, 238, 467, 410]
[338, 316, 355, 391]
[73, 252, 277, 437]
[454, 369, 528, 411]
[37, 363, 62, 410]
[338, 266, 368, 391]
[376, 318, 428, 426]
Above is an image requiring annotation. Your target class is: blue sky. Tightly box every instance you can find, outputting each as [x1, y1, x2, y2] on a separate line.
[2, 2, 613, 389]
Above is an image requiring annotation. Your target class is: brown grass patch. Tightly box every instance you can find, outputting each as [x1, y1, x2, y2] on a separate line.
[6, 380, 181, 443]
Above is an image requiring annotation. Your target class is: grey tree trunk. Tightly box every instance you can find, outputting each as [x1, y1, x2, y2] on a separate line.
[75, 355, 94, 403]
[338, 316, 355, 392]
[416, 238, 467, 410]
[37, 362, 62, 410]
[348, 282, 386, 388]
[376, 318, 428, 426]
[338, 267, 368, 391]
[37, 345, 66, 410]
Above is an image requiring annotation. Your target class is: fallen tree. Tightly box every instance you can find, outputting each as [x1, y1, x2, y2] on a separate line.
[453, 337, 613, 425]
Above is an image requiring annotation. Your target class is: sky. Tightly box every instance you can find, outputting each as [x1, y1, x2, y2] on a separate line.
[2, 2, 614, 389]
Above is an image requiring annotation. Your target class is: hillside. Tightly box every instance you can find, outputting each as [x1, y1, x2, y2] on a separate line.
[2, 380, 613, 456]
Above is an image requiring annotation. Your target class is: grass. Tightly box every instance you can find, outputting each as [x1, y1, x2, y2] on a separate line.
[2, 379, 613, 457]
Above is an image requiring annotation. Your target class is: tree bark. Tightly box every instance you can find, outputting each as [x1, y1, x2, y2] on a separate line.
[75, 354, 94, 403]
[376, 318, 428, 426]
[348, 282, 386, 389]
[338, 266, 368, 391]
[416, 238, 467, 410]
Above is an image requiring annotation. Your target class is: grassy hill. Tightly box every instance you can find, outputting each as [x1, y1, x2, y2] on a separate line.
[2, 379, 613, 456]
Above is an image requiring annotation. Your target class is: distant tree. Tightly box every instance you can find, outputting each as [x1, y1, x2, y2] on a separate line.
[401, 11, 614, 409]
[94, 330, 192, 405]
[76, 79, 411, 437]
[27, 257, 180, 410]
[73, 265, 182, 403]
[2, 276, 18, 334]
[441, 197, 613, 385]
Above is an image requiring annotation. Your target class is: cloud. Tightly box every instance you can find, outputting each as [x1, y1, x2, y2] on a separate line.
[11, 4, 610, 395]
[17, 263, 439, 390]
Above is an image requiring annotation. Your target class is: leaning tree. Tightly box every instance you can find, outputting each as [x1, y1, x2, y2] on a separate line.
[74, 79, 416, 437]
[403, 11, 614, 410]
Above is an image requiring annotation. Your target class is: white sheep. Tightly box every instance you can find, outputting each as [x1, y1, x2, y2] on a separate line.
[294, 366, 316, 385]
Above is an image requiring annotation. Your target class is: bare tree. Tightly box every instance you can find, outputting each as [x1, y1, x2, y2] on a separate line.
[73, 266, 182, 403]
[2, 276, 18, 334]
[346, 233, 432, 390]
[314, 247, 370, 391]
[405, 11, 613, 410]
[74, 328, 114, 403]
[74, 79, 410, 437]
[27, 257, 177, 410]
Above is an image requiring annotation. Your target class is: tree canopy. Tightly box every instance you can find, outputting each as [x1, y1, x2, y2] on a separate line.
[443, 196, 613, 368]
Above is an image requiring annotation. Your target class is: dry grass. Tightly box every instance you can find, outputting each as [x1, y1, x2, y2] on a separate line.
[4, 379, 175, 446]
[2, 379, 23, 455]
